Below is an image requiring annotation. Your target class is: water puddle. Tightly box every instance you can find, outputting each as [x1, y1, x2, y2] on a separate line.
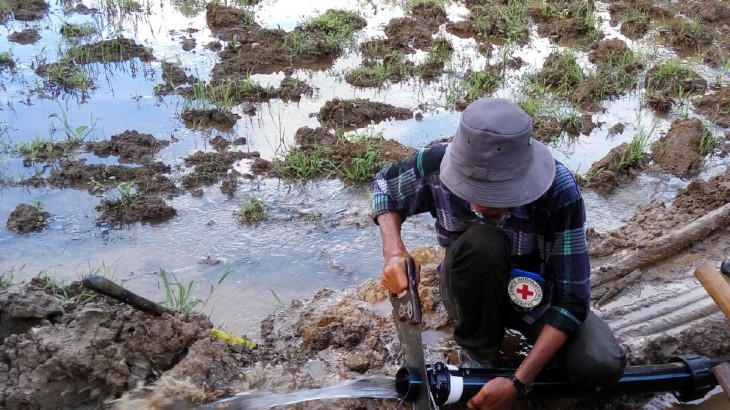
[1, 0, 729, 407]
[198, 375, 399, 409]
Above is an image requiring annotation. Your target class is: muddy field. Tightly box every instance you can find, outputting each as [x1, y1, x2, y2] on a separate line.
[2, 0, 730, 409]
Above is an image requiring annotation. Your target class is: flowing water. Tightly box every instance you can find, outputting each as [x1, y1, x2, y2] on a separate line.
[197, 375, 399, 409]
[1, 0, 710, 338]
[1, 0, 729, 408]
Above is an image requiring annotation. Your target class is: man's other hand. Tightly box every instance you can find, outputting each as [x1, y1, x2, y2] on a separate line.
[466, 376, 517, 410]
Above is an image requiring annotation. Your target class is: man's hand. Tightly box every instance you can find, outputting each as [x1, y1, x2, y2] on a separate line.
[381, 253, 420, 294]
[466, 377, 517, 410]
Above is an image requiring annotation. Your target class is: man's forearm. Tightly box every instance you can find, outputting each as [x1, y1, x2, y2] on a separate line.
[515, 324, 568, 383]
[377, 212, 406, 257]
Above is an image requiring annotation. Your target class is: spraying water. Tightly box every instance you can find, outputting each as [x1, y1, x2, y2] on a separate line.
[198, 375, 400, 409]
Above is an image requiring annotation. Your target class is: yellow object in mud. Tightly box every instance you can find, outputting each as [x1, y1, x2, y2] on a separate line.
[210, 328, 256, 348]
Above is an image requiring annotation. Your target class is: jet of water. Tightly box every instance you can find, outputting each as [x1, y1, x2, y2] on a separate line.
[197, 375, 400, 409]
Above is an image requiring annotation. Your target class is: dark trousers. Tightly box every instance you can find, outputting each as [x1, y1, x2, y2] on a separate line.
[439, 223, 626, 387]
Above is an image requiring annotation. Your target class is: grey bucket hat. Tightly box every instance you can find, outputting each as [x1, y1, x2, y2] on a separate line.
[440, 98, 555, 208]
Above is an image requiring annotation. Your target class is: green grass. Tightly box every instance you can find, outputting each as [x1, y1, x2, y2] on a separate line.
[338, 144, 382, 182]
[0, 264, 24, 290]
[617, 124, 654, 171]
[92, 181, 138, 208]
[235, 196, 266, 224]
[645, 60, 699, 94]
[472, 0, 529, 43]
[159, 269, 199, 312]
[38, 271, 98, 306]
[552, 107, 583, 135]
[272, 145, 334, 181]
[0, 50, 12, 64]
[467, 70, 501, 99]
[0, 0, 11, 24]
[347, 61, 397, 85]
[516, 96, 545, 116]
[502, 0, 530, 43]
[43, 62, 90, 90]
[595, 49, 641, 95]
[531, 51, 585, 95]
[699, 123, 716, 157]
[284, 9, 365, 59]
[186, 76, 272, 110]
[18, 136, 55, 162]
[60, 23, 97, 40]
[159, 266, 233, 313]
[428, 36, 454, 63]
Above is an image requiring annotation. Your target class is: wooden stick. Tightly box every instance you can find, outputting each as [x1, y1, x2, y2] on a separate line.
[694, 262, 730, 322]
[712, 362, 730, 401]
[694, 262, 730, 400]
[592, 202, 730, 289]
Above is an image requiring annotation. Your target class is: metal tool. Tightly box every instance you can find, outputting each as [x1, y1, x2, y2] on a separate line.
[390, 257, 431, 409]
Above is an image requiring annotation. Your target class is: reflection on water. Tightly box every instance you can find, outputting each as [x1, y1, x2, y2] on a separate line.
[1, 1, 728, 408]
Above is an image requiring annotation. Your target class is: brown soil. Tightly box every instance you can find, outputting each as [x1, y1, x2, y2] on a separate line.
[580, 142, 648, 194]
[317, 98, 413, 130]
[529, 1, 602, 46]
[6, 1, 730, 408]
[8, 0, 48, 21]
[46, 159, 178, 195]
[650, 118, 705, 178]
[155, 64, 198, 95]
[87, 130, 170, 164]
[4, 203, 50, 233]
[8, 29, 40, 45]
[607, 0, 670, 40]
[71, 38, 154, 64]
[181, 109, 241, 130]
[96, 195, 177, 226]
[208, 5, 366, 78]
[693, 86, 730, 128]
[644, 65, 706, 112]
[181, 150, 261, 190]
[278, 75, 315, 101]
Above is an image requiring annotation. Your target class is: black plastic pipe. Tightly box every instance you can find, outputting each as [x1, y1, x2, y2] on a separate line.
[396, 355, 720, 406]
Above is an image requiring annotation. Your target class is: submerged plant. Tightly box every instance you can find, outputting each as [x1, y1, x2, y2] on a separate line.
[18, 136, 55, 163]
[235, 196, 266, 224]
[0, 50, 13, 65]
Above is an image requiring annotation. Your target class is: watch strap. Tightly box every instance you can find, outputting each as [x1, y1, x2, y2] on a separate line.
[508, 374, 530, 397]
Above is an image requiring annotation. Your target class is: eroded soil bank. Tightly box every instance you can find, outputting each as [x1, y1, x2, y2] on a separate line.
[3, 166, 730, 409]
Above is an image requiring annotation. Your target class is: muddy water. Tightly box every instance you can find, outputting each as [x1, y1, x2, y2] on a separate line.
[1, 0, 729, 407]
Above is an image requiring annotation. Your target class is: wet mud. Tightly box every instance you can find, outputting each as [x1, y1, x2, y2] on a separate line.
[3, 0, 730, 408]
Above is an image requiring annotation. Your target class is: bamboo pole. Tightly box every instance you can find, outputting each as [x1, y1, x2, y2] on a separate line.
[694, 262, 730, 400]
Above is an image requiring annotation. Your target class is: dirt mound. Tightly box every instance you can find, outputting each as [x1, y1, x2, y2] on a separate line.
[317, 98, 413, 130]
[0, 280, 226, 409]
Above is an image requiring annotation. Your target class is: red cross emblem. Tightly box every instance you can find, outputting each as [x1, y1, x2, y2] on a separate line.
[516, 284, 534, 300]
[508, 276, 543, 309]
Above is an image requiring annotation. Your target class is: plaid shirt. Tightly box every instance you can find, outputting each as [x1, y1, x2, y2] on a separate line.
[372, 144, 590, 334]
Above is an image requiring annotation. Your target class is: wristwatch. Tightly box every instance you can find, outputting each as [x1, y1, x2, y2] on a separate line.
[508, 374, 531, 397]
